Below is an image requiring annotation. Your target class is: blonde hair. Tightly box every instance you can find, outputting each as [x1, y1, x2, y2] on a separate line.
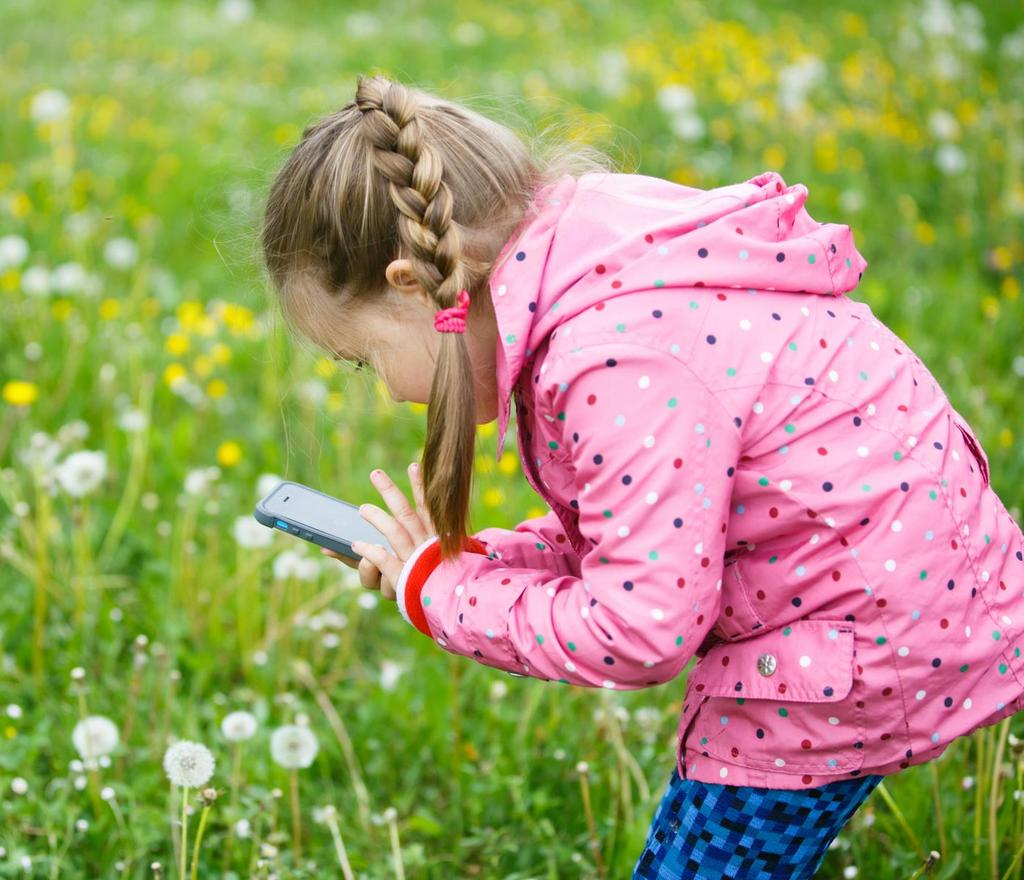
[260, 73, 621, 561]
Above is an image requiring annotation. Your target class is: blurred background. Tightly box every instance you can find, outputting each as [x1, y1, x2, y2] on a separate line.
[1, 0, 1022, 877]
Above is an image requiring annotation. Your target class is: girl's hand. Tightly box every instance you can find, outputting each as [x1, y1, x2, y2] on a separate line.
[320, 462, 435, 602]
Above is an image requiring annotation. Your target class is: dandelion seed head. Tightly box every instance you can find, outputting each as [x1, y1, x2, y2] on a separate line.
[163, 740, 215, 788]
[220, 710, 258, 742]
[270, 724, 319, 769]
[72, 715, 120, 761]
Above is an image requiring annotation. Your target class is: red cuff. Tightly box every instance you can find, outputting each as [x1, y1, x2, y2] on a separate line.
[405, 535, 489, 637]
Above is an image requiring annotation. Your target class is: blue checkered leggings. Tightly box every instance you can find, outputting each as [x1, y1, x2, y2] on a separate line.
[632, 765, 883, 879]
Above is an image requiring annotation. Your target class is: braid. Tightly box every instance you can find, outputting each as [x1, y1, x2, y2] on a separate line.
[355, 73, 477, 561]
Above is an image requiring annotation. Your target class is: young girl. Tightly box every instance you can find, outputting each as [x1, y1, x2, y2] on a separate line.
[260, 73, 1024, 879]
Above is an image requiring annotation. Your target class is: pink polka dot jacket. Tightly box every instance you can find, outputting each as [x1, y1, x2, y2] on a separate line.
[393, 169, 1024, 789]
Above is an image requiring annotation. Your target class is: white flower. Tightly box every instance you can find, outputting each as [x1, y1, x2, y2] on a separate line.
[20, 431, 62, 472]
[235, 818, 251, 838]
[358, 592, 379, 610]
[669, 113, 706, 141]
[270, 724, 319, 769]
[101, 786, 116, 800]
[58, 419, 90, 445]
[163, 740, 216, 788]
[257, 473, 283, 498]
[656, 84, 696, 114]
[313, 805, 337, 824]
[221, 710, 258, 742]
[234, 515, 273, 549]
[921, 0, 956, 37]
[928, 109, 960, 141]
[218, 0, 253, 23]
[72, 715, 120, 761]
[962, 775, 975, 790]
[103, 237, 139, 270]
[777, 56, 826, 113]
[51, 261, 88, 294]
[273, 550, 320, 581]
[935, 143, 967, 175]
[56, 450, 107, 497]
[297, 379, 328, 406]
[21, 265, 51, 297]
[117, 407, 148, 432]
[379, 660, 407, 692]
[0, 235, 29, 269]
[489, 680, 508, 701]
[11, 777, 28, 795]
[184, 466, 220, 496]
[843, 867, 859, 879]
[1002, 25, 1024, 60]
[6, 704, 22, 719]
[30, 88, 71, 123]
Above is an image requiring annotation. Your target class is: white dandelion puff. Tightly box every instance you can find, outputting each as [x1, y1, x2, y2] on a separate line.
[234, 515, 273, 549]
[21, 265, 51, 297]
[55, 450, 107, 497]
[0, 235, 29, 269]
[72, 715, 120, 761]
[220, 710, 258, 742]
[103, 237, 139, 270]
[163, 740, 216, 788]
[270, 724, 319, 769]
[30, 88, 71, 123]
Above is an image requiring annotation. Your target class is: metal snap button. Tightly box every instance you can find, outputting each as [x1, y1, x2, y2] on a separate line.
[757, 653, 778, 677]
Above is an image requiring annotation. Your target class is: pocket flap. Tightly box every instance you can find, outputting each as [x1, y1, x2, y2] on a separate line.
[687, 619, 855, 703]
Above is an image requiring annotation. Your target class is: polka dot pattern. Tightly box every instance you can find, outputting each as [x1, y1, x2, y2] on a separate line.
[403, 168, 1024, 791]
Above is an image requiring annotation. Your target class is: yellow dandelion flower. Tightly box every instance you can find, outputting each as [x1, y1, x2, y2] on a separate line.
[314, 357, 336, 378]
[1, 269, 19, 292]
[326, 391, 344, 413]
[981, 296, 1000, 320]
[999, 427, 1013, 448]
[761, 144, 787, 170]
[197, 315, 217, 337]
[527, 506, 546, 520]
[221, 303, 254, 336]
[217, 440, 242, 467]
[409, 402, 428, 415]
[192, 355, 213, 377]
[483, 487, 504, 508]
[498, 451, 520, 475]
[990, 246, 1013, 272]
[99, 298, 120, 320]
[9, 192, 32, 219]
[914, 221, 935, 246]
[477, 421, 496, 439]
[1001, 276, 1019, 301]
[4, 725, 15, 739]
[206, 379, 228, 399]
[176, 300, 204, 330]
[841, 12, 868, 37]
[211, 342, 232, 365]
[3, 380, 39, 407]
[165, 333, 190, 356]
[163, 363, 186, 386]
[51, 299, 73, 321]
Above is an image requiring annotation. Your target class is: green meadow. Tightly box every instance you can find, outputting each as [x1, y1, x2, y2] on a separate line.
[1, 0, 1023, 877]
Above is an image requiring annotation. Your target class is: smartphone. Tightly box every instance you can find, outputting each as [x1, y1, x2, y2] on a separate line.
[254, 480, 395, 561]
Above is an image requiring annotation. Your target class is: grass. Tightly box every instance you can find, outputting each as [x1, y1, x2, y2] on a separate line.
[1, 0, 1023, 876]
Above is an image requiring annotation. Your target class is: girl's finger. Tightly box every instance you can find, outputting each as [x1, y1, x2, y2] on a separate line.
[321, 547, 360, 569]
[359, 503, 415, 559]
[358, 554, 382, 590]
[369, 469, 430, 547]
[352, 541, 402, 591]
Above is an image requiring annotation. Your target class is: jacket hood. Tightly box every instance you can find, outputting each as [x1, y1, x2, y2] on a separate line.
[487, 169, 869, 459]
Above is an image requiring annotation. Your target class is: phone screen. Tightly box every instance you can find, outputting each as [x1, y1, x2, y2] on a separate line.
[257, 481, 395, 555]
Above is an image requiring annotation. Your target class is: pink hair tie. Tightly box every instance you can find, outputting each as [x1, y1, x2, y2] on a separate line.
[433, 288, 471, 334]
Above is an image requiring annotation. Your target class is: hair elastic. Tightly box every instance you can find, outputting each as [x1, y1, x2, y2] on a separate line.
[433, 288, 471, 334]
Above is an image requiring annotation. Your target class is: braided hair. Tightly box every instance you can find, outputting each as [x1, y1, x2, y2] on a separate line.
[261, 73, 617, 561]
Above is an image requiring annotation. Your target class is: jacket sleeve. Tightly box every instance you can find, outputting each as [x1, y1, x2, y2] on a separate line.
[471, 509, 582, 578]
[394, 342, 742, 689]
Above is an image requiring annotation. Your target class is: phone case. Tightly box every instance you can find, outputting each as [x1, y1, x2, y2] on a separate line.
[254, 480, 373, 561]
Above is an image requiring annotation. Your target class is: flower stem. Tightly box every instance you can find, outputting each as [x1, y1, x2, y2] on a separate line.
[189, 803, 211, 880]
[325, 811, 355, 880]
[578, 769, 607, 880]
[289, 769, 302, 862]
[875, 780, 927, 862]
[180, 786, 189, 880]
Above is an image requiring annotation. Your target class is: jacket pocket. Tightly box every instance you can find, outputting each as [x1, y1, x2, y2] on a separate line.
[682, 618, 866, 773]
[954, 418, 990, 488]
[712, 558, 766, 641]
